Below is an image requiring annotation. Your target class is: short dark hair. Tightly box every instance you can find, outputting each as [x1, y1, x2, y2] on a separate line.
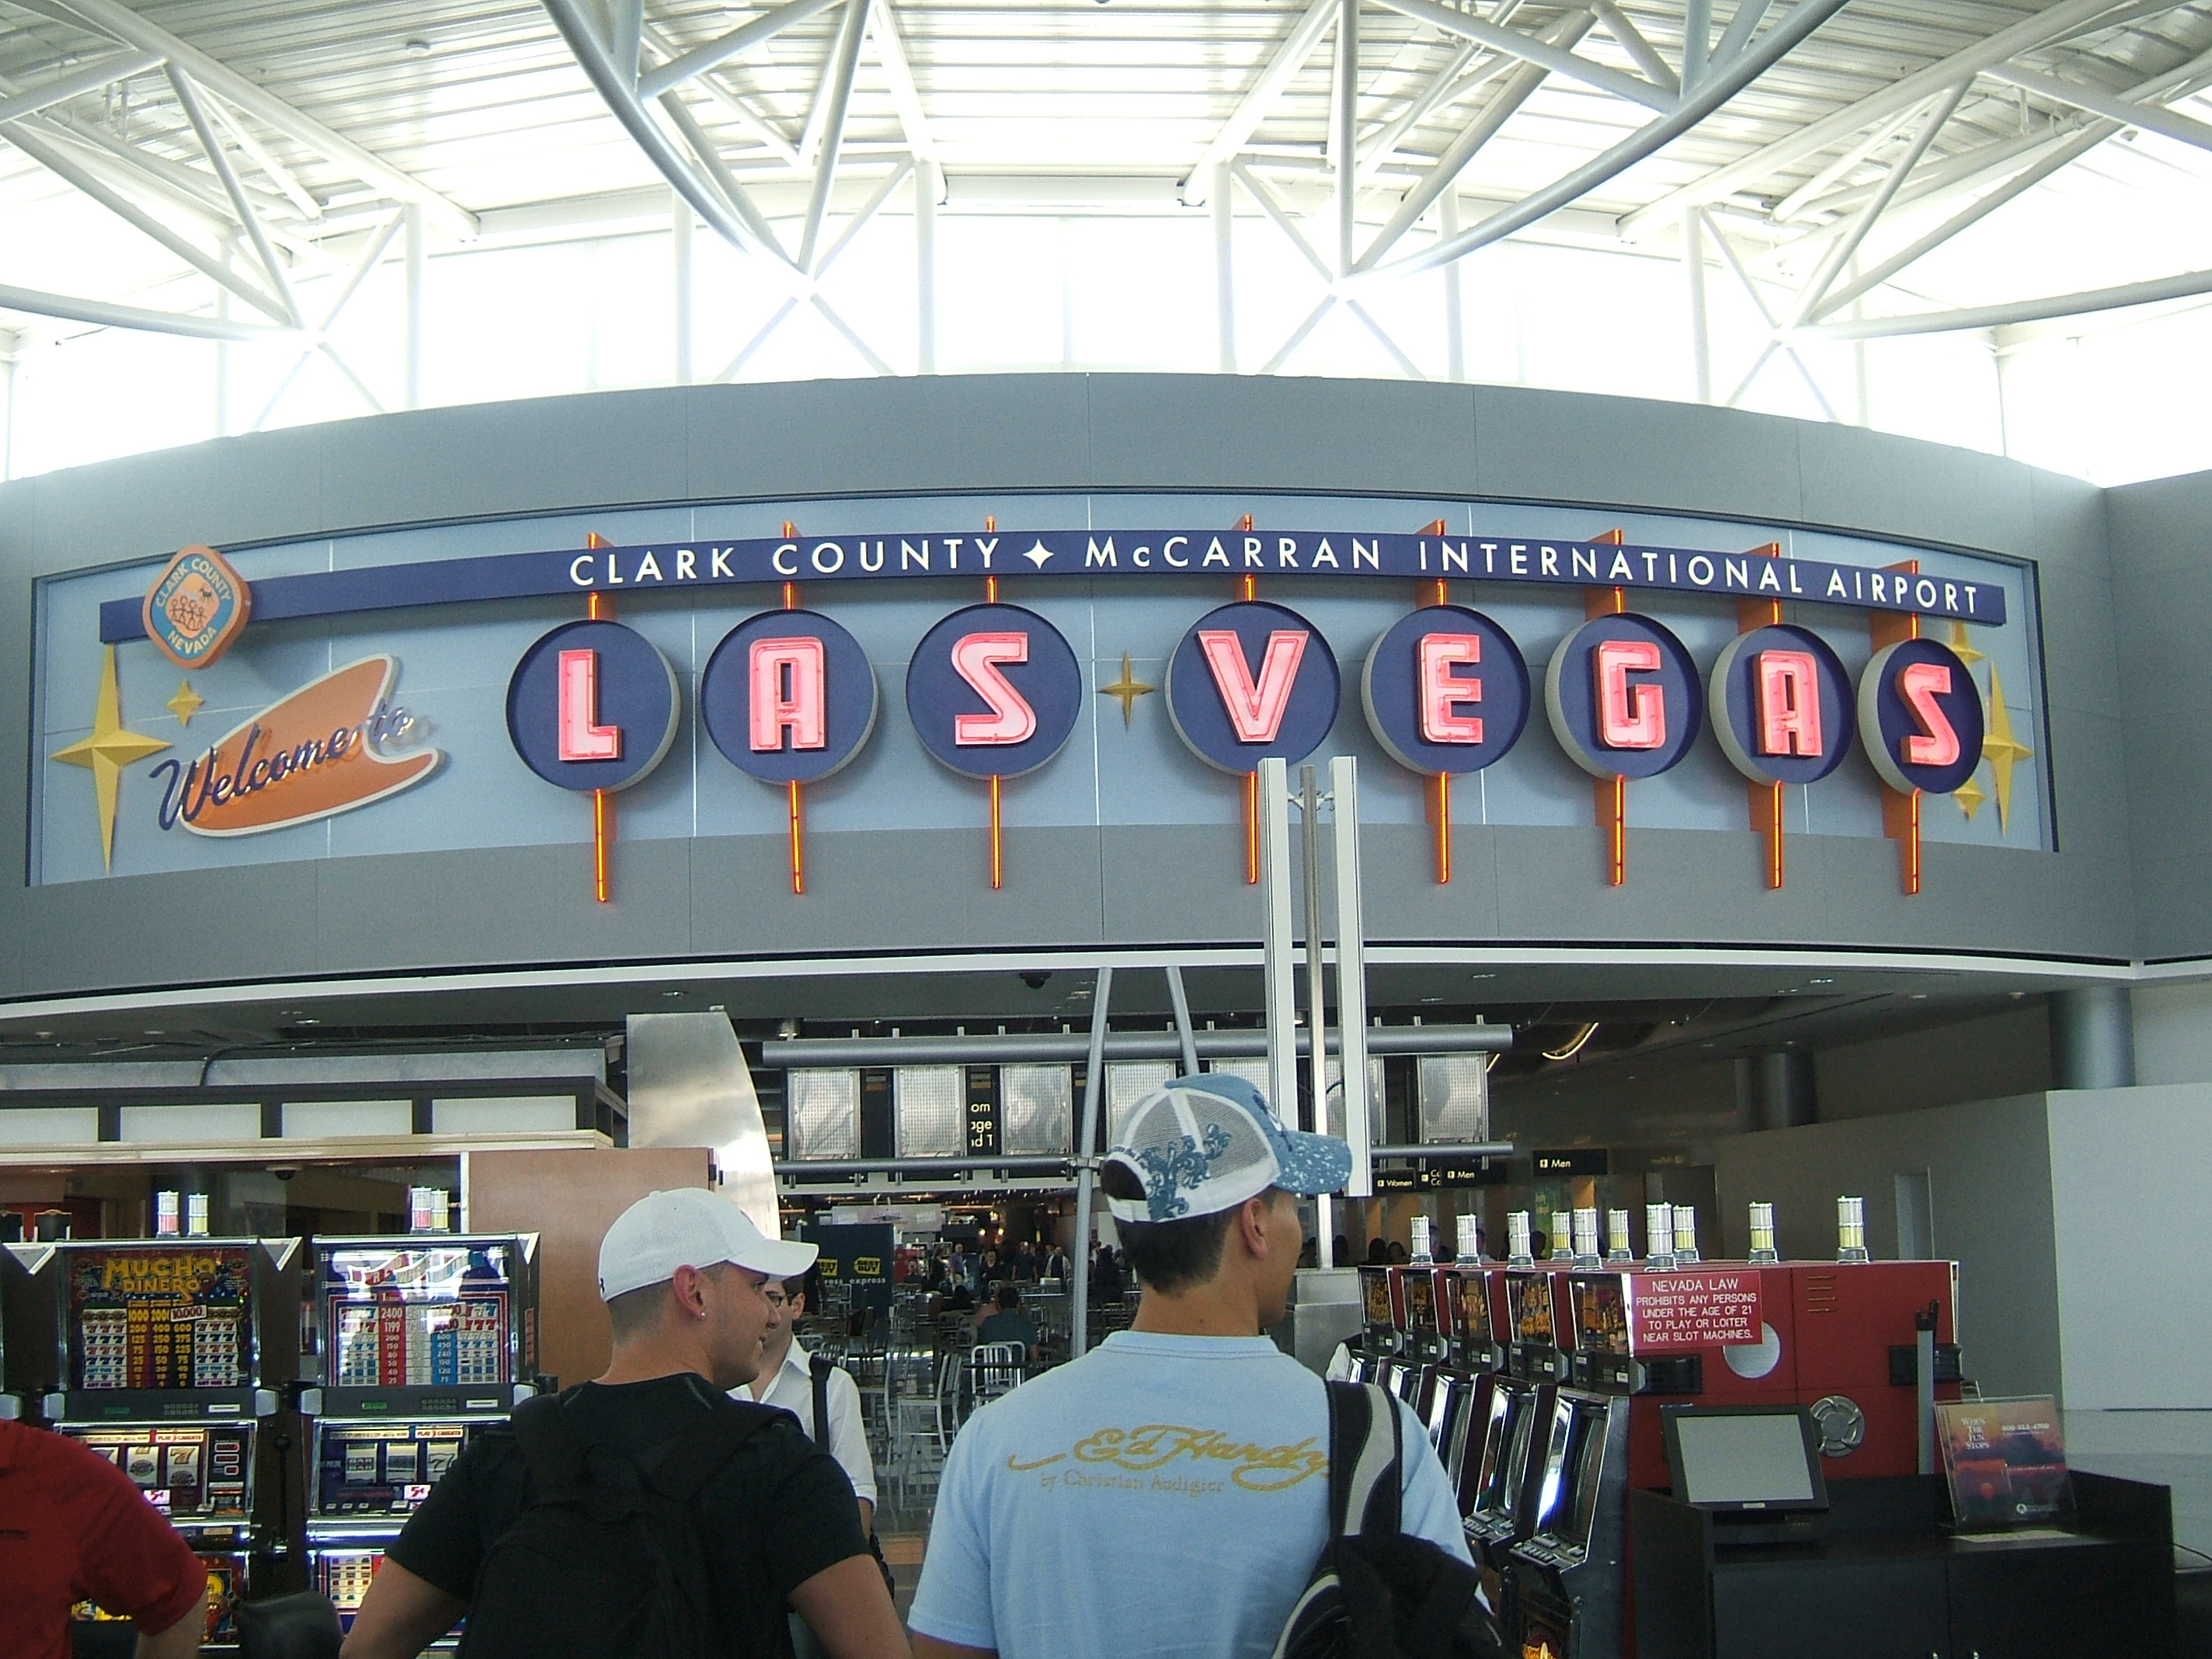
[784, 1263, 824, 1311]
[605, 1280, 670, 1342]
[996, 1283, 1021, 1310]
[1100, 1163, 1264, 1293]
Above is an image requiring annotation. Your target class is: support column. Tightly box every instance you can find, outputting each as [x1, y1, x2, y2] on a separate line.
[2, 329, 19, 482]
[1442, 191, 1465, 381]
[673, 188, 694, 385]
[402, 203, 424, 410]
[1333, 0, 1358, 276]
[1684, 209, 1710, 403]
[1737, 1049, 1817, 1131]
[1212, 162, 1235, 372]
[916, 159, 939, 374]
[2050, 986, 2135, 1090]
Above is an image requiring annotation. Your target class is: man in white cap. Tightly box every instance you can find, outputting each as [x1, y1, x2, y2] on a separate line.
[908, 1075, 1470, 1659]
[341, 1188, 909, 1659]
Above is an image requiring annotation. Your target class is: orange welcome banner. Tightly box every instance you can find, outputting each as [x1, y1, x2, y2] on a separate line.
[151, 657, 441, 836]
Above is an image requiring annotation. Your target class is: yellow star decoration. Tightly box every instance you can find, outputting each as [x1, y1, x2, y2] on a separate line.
[166, 680, 203, 727]
[1946, 618, 1986, 669]
[1098, 652, 1156, 727]
[1981, 664, 2033, 835]
[1954, 773, 1988, 822]
[50, 645, 170, 871]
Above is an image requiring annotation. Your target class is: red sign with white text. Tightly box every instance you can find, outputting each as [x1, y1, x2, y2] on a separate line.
[1628, 1270, 1765, 1351]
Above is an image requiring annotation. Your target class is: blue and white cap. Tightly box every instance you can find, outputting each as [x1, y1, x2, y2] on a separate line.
[1103, 1073, 1351, 1223]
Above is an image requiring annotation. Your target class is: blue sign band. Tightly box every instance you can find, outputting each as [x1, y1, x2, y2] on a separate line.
[97, 528, 2010, 643]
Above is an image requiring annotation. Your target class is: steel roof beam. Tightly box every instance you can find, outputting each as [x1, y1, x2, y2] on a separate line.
[1705, 210, 1838, 418]
[166, 65, 303, 328]
[0, 48, 159, 127]
[1355, 41, 1483, 186]
[1183, 0, 1339, 202]
[202, 86, 322, 224]
[1796, 266, 2212, 339]
[14, 0, 477, 240]
[637, 0, 847, 100]
[1369, 0, 1675, 113]
[0, 280, 302, 342]
[1590, 1, 1678, 96]
[799, 0, 871, 273]
[1359, 10, 1595, 272]
[1369, 0, 1853, 280]
[1786, 82, 1967, 329]
[544, 0, 799, 273]
[869, 0, 934, 163]
[1617, 0, 2136, 237]
[0, 116, 292, 322]
[1983, 61, 2212, 153]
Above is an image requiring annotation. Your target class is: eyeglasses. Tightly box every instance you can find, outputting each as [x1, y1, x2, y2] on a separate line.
[763, 1291, 791, 1309]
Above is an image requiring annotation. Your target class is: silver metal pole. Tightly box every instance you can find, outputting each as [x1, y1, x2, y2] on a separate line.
[1330, 756, 1372, 1198]
[1298, 764, 1332, 1256]
[1333, 0, 1358, 276]
[1257, 758, 1298, 1129]
[916, 159, 938, 373]
[1069, 964, 1114, 1358]
[673, 188, 694, 384]
[1684, 209, 1710, 403]
[1164, 966, 1202, 1079]
[1212, 161, 1235, 372]
[402, 203, 423, 410]
[1441, 190, 1464, 381]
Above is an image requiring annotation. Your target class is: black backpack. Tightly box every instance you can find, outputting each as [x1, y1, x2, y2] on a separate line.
[456, 1390, 777, 1659]
[1271, 1382, 1509, 1659]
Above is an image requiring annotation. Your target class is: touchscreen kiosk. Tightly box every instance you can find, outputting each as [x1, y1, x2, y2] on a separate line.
[1661, 1404, 1828, 1515]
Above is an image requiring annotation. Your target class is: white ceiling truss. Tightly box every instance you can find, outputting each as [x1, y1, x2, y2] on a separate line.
[0, 0, 2208, 407]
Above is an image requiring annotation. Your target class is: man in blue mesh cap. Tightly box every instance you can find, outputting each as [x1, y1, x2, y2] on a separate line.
[909, 1074, 1469, 1659]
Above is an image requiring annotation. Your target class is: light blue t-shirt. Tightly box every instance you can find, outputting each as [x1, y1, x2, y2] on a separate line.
[907, 1331, 1471, 1659]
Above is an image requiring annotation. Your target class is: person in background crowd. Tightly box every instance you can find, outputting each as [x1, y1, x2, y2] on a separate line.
[741, 1266, 878, 1536]
[1332, 1233, 1350, 1268]
[340, 1188, 907, 1659]
[741, 1266, 883, 1659]
[1298, 1236, 1319, 1268]
[907, 1076, 1469, 1659]
[1384, 1240, 1410, 1264]
[1365, 1236, 1389, 1265]
[1042, 1241, 1071, 1282]
[977, 1247, 1007, 1290]
[972, 1283, 1040, 1363]
[0, 1415, 209, 1659]
[1088, 1241, 1122, 1303]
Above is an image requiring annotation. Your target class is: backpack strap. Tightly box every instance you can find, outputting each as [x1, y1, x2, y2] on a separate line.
[649, 1398, 777, 1507]
[509, 1392, 587, 1501]
[1324, 1380, 1403, 1540]
[809, 1353, 833, 1446]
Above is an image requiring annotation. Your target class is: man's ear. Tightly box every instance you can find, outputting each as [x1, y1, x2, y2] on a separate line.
[1238, 1195, 1275, 1259]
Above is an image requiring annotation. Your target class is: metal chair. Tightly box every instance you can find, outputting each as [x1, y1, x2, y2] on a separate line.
[969, 1341, 1026, 1409]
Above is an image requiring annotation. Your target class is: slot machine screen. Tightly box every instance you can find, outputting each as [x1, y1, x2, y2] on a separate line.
[68, 1424, 252, 1518]
[1424, 1370, 1470, 1459]
[78, 1554, 242, 1643]
[1571, 1275, 1630, 1357]
[323, 1244, 515, 1389]
[319, 1551, 385, 1631]
[1508, 1271, 1557, 1346]
[1359, 1268, 1392, 1328]
[1472, 1385, 1539, 1525]
[1527, 1393, 1581, 1541]
[317, 1422, 475, 1515]
[1459, 1273, 1494, 1348]
[66, 1246, 252, 1391]
[1435, 1271, 1462, 1343]
[1403, 1271, 1437, 1336]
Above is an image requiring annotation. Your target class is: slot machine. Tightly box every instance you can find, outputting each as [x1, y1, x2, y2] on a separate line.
[1, 1236, 303, 1651]
[301, 1235, 539, 1638]
[1463, 1264, 1567, 1579]
[1504, 1386, 1631, 1659]
[1391, 1264, 1445, 1410]
[1354, 1265, 1396, 1386]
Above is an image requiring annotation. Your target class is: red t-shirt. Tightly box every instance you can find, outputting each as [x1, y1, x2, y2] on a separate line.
[0, 1418, 208, 1659]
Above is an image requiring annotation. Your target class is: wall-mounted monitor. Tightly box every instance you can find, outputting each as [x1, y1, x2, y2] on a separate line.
[1661, 1405, 1829, 1514]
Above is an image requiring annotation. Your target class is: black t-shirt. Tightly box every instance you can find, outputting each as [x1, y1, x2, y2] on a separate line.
[388, 1373, 868, 1654]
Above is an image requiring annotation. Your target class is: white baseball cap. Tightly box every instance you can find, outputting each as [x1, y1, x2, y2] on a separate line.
[596, 1188, 817, 1301]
